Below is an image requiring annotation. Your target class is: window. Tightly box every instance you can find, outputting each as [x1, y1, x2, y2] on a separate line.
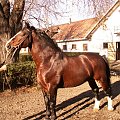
[103, 43, 108, 49]
[63, 45, 67, 50]
[83, 44, 88, 51]
[72, 44, 76, 49]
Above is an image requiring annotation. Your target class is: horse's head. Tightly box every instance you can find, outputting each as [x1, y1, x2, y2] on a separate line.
[4, 22, 60, 65]
[6, 22, 32, 51]
[5, 22, 33, 62]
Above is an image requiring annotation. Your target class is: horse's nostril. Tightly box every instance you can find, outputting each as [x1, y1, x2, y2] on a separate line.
[7, 44, 11, 49]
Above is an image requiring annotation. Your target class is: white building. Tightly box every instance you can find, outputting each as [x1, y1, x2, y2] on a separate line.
[50, 0, 120, 60]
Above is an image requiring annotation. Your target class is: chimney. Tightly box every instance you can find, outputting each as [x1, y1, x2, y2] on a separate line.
[69, 18, 72, 24]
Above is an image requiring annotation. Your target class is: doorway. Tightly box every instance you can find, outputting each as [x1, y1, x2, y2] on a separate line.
[116, 42, 120, 60]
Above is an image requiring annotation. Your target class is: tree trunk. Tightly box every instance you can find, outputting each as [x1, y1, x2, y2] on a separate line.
[0, 0, 25, 63]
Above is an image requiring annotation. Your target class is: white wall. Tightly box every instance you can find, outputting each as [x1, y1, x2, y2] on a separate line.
[57, 6, 120, 59]
[57, 40, 91, 52]
[89, 6, 120, 59]
[20, 47, 29, 54]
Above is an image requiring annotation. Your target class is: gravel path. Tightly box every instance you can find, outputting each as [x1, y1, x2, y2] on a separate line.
[0, 76, 120, 120]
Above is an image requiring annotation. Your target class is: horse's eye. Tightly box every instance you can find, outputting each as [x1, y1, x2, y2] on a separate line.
[6, 44, 11, 49]
[22, 33, 26, 36]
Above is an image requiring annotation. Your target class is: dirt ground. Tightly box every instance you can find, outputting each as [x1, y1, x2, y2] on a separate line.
[0, 76, 120, 120]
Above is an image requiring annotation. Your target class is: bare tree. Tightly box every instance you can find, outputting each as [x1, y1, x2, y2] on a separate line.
[88, 0, 114, 16]
[23, 0, 64, 28]
[25, 0, 115, 27]
[0, 0, 63, 63]
[0, 0, 25, 63]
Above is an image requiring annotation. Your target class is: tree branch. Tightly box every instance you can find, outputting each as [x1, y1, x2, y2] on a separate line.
[9, 0, 25, 36]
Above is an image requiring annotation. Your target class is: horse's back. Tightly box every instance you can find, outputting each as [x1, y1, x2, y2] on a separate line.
[64, 52, 107, 71]
[78, 53, 107, 69]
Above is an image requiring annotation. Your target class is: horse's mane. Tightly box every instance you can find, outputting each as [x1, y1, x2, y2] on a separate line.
[35, 29, 61, 52]
[24, 23, 59, 50]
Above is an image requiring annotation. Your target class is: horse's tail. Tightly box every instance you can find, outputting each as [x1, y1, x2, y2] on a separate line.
[102, 55, 113, 98]
[102, 55, 111, 84]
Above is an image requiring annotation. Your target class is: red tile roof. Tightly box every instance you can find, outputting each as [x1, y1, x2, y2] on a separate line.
[50, 17, 99, 41]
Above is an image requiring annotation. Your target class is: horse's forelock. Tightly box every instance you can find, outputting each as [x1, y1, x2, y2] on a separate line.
[25, 22, 30, 29]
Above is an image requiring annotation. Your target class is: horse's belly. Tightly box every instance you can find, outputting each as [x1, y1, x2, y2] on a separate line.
[61, 73, 89, 88]
[60, 59, 92, 88]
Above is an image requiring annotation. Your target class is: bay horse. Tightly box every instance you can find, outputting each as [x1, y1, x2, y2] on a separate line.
[5, 23, 114, 120]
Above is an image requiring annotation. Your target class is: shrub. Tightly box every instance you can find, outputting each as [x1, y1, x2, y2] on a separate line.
[19, 54, 33, 62]
[0, 61, 36, 91]
[64, 52, 99, 57]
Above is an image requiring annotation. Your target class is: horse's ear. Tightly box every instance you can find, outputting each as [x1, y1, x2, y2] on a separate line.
[31, 26, 36, 31]
[25, 22, 30, 29]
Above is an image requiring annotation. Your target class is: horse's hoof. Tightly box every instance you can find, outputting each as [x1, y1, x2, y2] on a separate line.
[51, 116, 56, 120]
[44, 116, 50, 120]
[93, 108, 99, 112]
[108, 107, 114, 111]
[44, 118, 50, 120]
[51, 118, 56, 120]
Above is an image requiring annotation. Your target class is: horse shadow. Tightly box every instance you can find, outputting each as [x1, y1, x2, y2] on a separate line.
[23, 80, 120, 120]
[100, 80, 120, 110]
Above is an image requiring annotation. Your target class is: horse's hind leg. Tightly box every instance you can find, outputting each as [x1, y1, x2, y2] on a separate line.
[99, 78, 114, 111]
[88, 79, 100, 111]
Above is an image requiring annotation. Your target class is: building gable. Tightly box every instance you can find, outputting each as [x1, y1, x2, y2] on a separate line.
[86, 0, 120, 39]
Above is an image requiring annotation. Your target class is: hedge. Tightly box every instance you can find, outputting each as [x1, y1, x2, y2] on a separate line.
[64, 52, 81, 56]
[0, 61, 36, 91]
[19, 54, 33, 62]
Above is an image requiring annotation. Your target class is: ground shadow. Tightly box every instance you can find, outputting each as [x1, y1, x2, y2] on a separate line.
[23, 80, 120, 120]
[23, 89, 94, 120]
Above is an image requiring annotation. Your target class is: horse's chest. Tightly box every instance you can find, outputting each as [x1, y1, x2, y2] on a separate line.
[38, 60, 63, 82]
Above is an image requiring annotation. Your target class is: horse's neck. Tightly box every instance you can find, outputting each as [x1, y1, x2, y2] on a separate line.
[30, 35, 60, 67]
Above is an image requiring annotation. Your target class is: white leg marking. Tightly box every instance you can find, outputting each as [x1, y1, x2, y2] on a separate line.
[94, 98, 100, 111]
[107, 96, 114, 111]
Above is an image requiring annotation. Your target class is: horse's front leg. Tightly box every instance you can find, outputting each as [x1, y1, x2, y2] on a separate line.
[93, 87, 100, 111]
[42, 90, 51, 120]
[49, 87, 57, 120]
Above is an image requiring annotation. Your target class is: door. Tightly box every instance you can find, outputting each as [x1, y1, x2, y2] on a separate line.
[116, 42, 120, 60]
